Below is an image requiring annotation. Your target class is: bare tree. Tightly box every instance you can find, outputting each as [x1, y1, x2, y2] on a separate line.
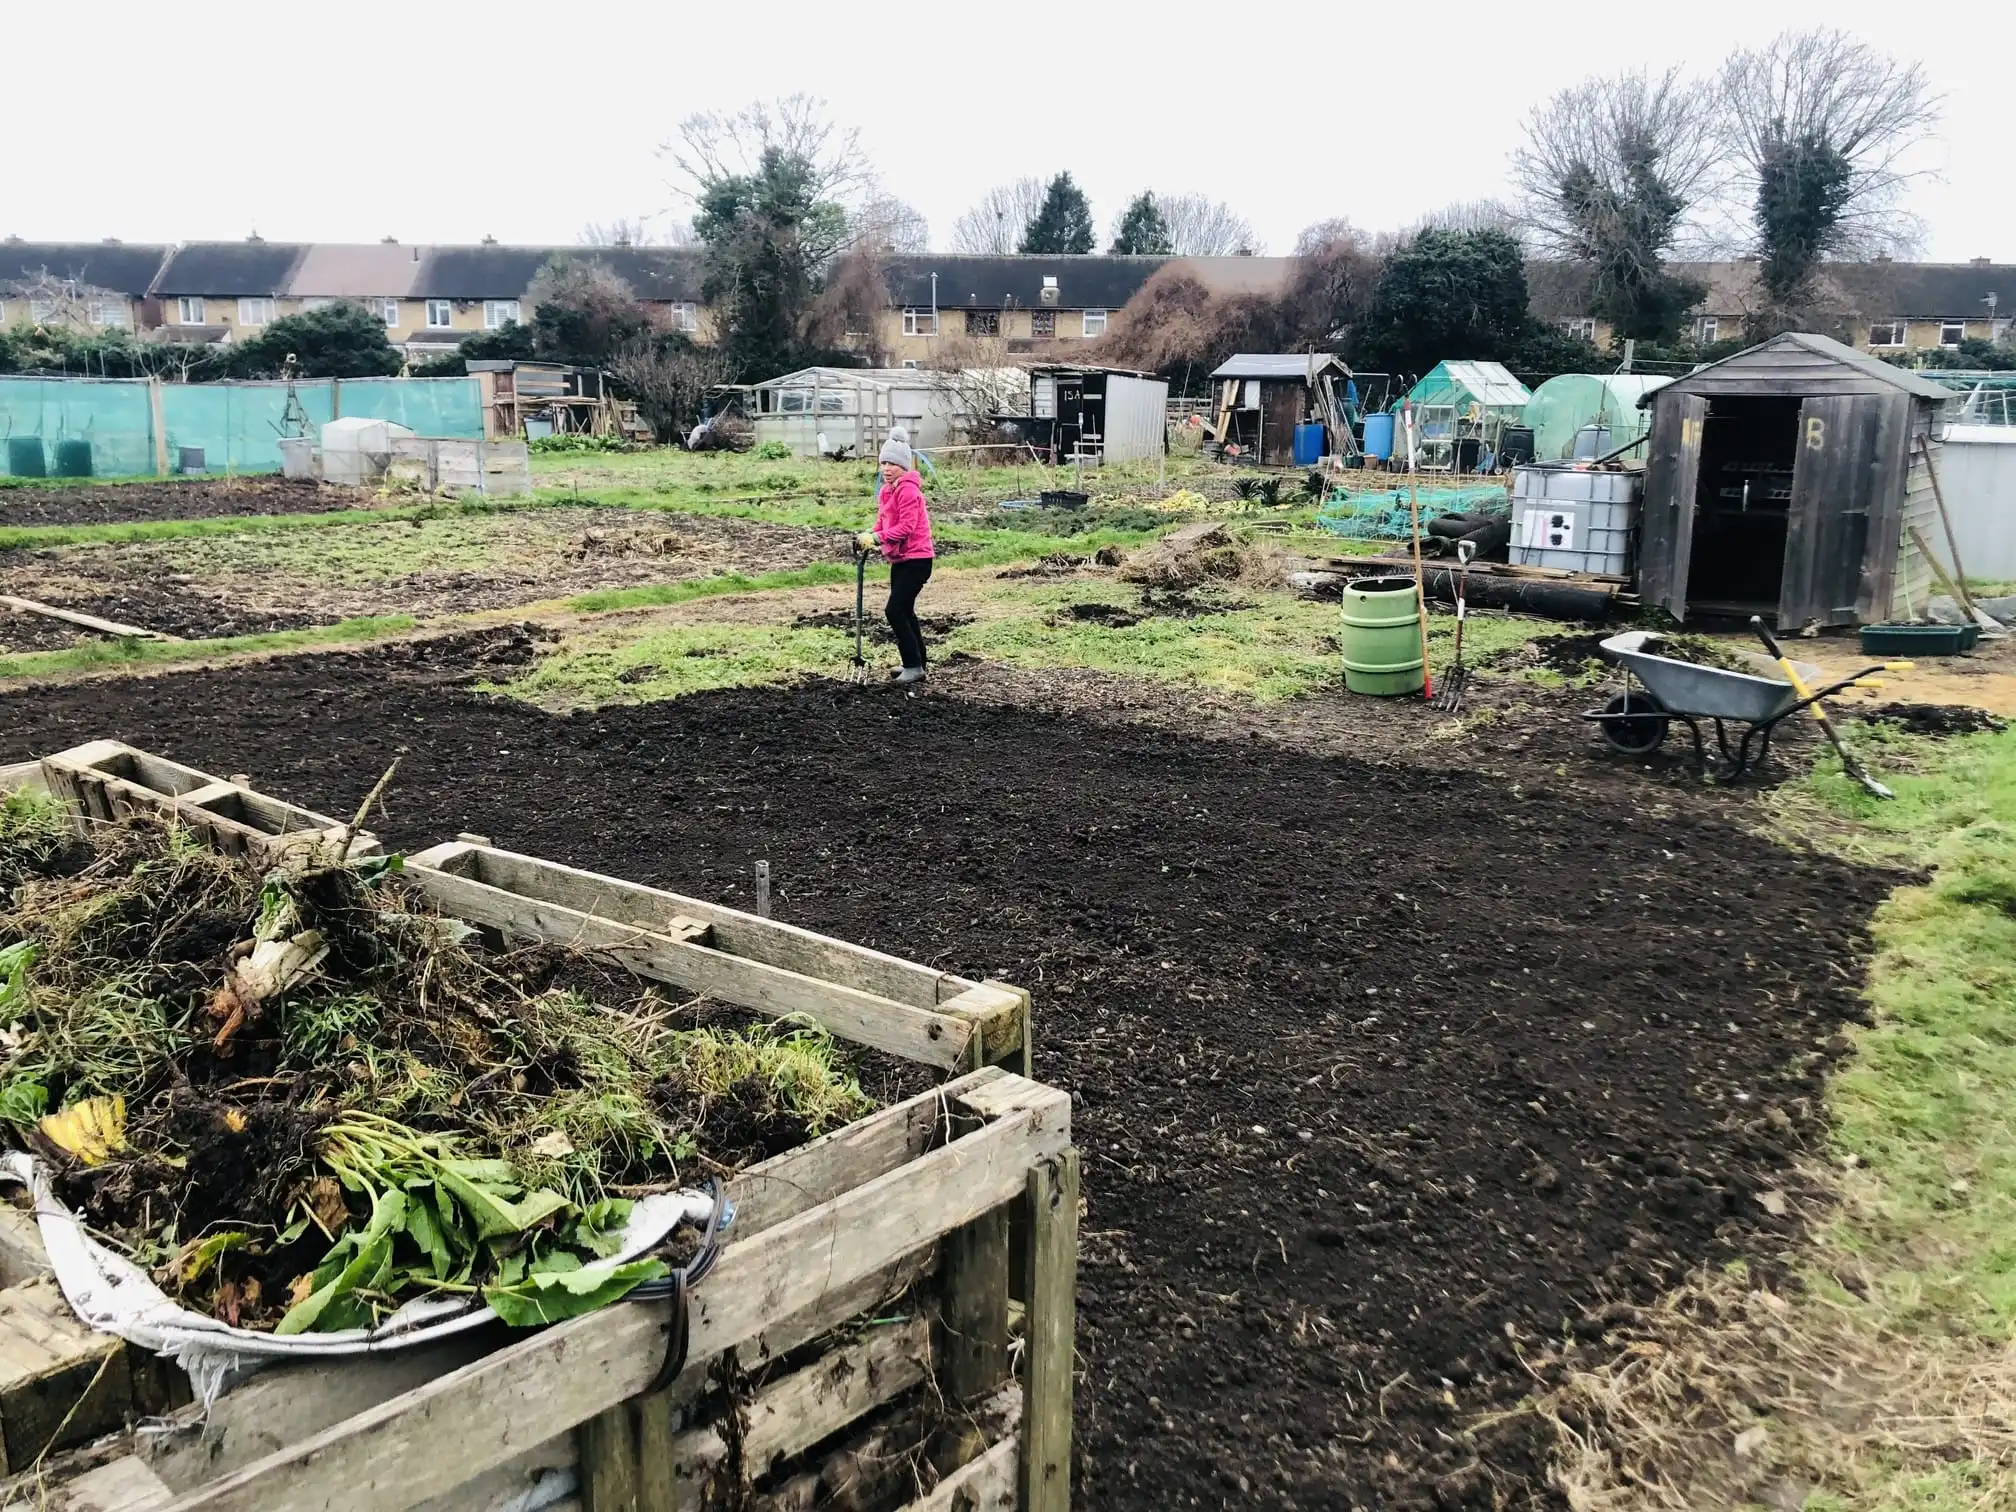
[580, 216, 695, 248]
[1513, 68, 1723, 338]
[853, 194, 930, 255]
[1157, 194, 1258, 256]
[662, 93, 870, 209]
[606, 336, 736, 442]
[1722, 29, 1941, 311]
[949, 178, 1048, 254]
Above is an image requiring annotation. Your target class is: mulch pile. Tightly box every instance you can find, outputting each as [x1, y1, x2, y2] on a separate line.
[0, 635, 1890, 1510]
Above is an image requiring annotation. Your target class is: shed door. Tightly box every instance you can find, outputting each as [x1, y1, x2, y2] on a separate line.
[1781, 393, 1910, 629]
[1638, 393, 1707, 617]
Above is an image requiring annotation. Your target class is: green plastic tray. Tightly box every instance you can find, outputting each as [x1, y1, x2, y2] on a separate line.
[1860, 623, 1967, 656]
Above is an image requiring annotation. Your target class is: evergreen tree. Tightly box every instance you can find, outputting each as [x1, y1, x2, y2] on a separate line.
[1356, 229, 1536, 377]
[231, 302, 403, 379]
[1109, 192, 1173, 255]
[1019, 173, 1095, 255]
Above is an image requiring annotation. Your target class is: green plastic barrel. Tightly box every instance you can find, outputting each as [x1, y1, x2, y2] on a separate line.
[1339, 575, 1424, 696]
[6, 437, 46, 478]
[53, 439, 93, 478]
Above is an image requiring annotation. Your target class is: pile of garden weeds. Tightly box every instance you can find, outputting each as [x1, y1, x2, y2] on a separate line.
[0, 795, 870, 1334]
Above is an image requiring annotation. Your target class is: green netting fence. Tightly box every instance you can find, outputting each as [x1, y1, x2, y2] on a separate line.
[0, 375, 482, 479]
[1315, 484, 1512, 542]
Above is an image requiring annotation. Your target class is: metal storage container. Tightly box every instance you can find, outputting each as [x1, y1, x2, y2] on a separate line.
[1511, 465, 1642, 575]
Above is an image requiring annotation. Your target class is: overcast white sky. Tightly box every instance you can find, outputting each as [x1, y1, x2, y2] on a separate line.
[13, 1, 2012, 261]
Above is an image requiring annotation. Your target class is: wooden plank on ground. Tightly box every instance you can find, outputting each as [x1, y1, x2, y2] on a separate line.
[4, 1454, 173, 1511]
[154, 1077, 1069, 1512]
[405, 865, 975, 1069]
[0, 596, 177, 643]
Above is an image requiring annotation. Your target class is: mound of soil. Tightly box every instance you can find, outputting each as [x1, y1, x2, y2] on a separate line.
[1, 608, 85, 654]
[1859, 702, 2007, 739]
[0, 479, 369, 528]
[1523, 632, 1611, 673]
[0, 652, 1891, 1510]
[1060, 602, 1143, 628]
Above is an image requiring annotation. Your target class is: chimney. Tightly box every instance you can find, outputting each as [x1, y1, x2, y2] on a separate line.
[102, 237, 121, 245]
[1971, 256, 1992, 268]
[382, 235, 398, 244]
[482, 234, 498, 246]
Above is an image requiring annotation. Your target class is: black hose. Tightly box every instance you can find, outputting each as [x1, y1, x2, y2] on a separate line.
[629, 1177, 734, 1393]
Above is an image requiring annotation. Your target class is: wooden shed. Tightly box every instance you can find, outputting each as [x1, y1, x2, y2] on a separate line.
[1208, 353, 1352, 467]
[1639, 332, 1954, 626]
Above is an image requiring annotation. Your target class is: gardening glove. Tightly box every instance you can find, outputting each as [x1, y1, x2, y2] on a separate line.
[854, 531, 879, 555]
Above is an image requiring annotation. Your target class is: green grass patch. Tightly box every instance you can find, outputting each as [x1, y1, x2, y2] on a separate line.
[506, 621, 856, 707]
[565, 564, 859, 615]
[0, 614, 416, 681]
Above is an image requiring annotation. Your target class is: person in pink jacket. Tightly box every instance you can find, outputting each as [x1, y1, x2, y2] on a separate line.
[855, 434, 937, 683]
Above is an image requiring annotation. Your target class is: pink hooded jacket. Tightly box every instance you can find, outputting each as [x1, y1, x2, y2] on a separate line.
[873, 471, 936, 562]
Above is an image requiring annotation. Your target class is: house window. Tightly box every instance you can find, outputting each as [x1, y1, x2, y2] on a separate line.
[965, 309, 1000, 336]
[901, 307, 936, 336]
[1561, 317, 1596, 341]
[1940, 321, 1967, 347]
[380, 299, 400, 326]
[901, 358, 920, 369]
[484, 299, 521, 329]
[238, 298, 274, 326]
[177, 297, 205, 324]
[87, 299, 128, 327]
[1031, 309, 1056, 339]
[1696, 317, 1719, 344]
[1867, 321, 1906, 348]
[672, 301, 699, 333]
[1082, 308, 1108, 338]
[28, 299, 56, 322]
[426, 299, 453, 329]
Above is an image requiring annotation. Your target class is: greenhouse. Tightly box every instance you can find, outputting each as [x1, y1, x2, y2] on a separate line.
[1522, 373, 1670, 461]
[1400, 361, 1531, 471]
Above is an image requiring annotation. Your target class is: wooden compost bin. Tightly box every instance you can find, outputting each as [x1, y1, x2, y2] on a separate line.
[0, 744, 1073, 1512]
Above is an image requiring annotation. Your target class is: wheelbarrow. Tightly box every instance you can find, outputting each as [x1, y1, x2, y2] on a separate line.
[1582, 631, 1896, 782]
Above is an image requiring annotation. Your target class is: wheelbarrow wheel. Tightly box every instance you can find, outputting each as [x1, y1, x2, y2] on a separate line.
[1599, 690, 1668, 755]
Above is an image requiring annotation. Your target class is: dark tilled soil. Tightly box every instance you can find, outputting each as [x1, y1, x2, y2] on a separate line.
[0, 479, 370, 526]
[0, 641, 1889, 1510]
[49, 581, 318, 640]
[1859, 701, 2008, 738]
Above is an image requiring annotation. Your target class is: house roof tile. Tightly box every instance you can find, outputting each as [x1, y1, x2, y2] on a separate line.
[0, 241, 171, 297]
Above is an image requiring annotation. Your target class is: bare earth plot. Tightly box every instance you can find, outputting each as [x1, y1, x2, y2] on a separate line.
[0, 477, 372, 525]
[0, 506, 850, 638]
[0, 632, 1890, 1511]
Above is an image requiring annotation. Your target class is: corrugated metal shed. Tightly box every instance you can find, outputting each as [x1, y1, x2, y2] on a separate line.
[1210, 353, 1350, 380]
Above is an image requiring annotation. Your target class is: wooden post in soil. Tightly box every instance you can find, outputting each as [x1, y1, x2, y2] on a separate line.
[1021, 1148, 1079, 1512]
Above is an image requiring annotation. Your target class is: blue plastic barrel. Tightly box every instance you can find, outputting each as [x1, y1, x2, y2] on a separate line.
[1292, 423, 1325, 466]
[1362, 412, 1395, 461]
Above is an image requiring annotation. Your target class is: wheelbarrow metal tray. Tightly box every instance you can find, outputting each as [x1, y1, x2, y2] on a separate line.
[1599, 631, 1822, 724]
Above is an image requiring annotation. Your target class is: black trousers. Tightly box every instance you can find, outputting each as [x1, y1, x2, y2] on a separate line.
[885, 557, 934, 668]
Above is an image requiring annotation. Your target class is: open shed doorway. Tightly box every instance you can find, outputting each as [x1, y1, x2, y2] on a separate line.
[1685, 396, 1802, 615]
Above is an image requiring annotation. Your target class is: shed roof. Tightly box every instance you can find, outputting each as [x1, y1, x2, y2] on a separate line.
[154, 242, 309, 296]
[1210, 353, 1350, 380]
[0, 241, 172, 296]
[1654, 332, 1955, 403]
